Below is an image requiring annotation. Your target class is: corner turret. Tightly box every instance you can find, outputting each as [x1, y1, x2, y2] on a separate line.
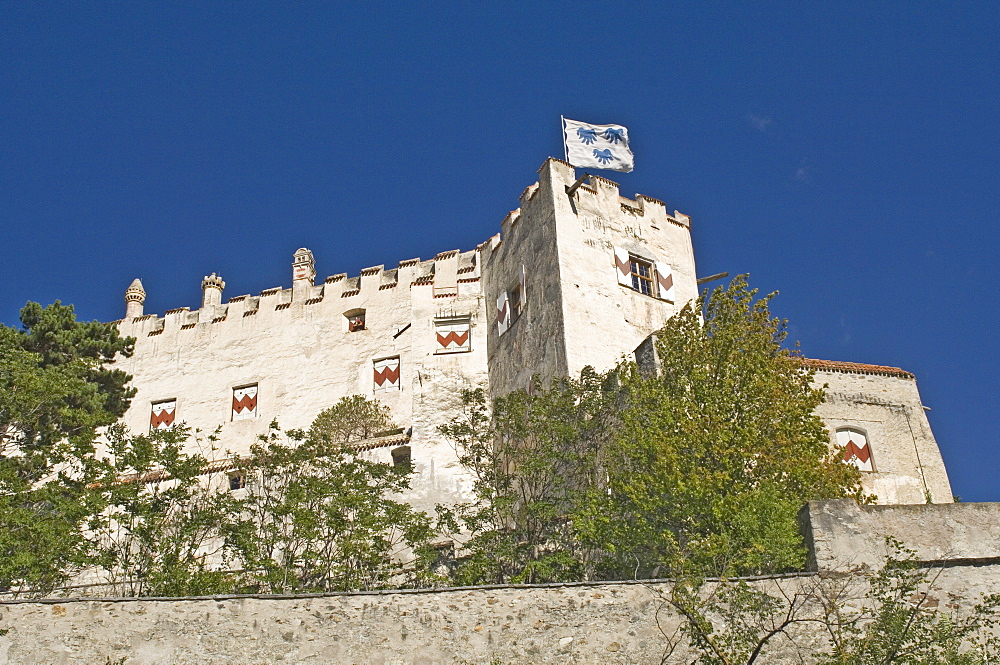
[292, 248, 316, 300]
[124, 278, 146, 318]
[201, 273, 225, 307]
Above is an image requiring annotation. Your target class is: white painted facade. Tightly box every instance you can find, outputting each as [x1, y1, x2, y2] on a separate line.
[116, 158, 952, 507]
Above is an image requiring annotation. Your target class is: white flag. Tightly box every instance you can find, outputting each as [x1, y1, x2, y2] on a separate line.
[562, 118, 634, 172]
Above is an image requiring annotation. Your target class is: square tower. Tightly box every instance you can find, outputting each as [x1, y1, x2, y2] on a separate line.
[481, 158, 699, 395]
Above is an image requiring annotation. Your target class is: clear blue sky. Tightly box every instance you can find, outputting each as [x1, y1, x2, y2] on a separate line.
[2, 2, 997, 500]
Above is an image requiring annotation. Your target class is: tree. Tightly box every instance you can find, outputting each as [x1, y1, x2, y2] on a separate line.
[0, 301, 134, 595]
[309, 394, 395, 442]
[225, 397, 433, 593]
[437, 369, 614, 585]
[90, 425, 237, 597]
[578, 276, 865, 578]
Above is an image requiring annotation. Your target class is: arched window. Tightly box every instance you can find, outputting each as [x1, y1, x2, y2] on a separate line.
[836, 427, 875, 472]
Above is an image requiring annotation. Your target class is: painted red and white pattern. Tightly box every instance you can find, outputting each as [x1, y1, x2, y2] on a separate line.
[655, 261, 675, 301]
[436, 322, 471, 353]
[837, 428, 874, 472]
[293, 264, 310, 280]
[150, 400, 176, 430]
[232, 385, 258, 421]
[373, 357, 401, 390]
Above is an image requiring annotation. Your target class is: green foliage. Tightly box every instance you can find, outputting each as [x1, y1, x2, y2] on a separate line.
[818, 545, 1000, 665]
[439, 276, 863, 583]
[226, 398, 432, 593]
[580, 276, 864, 577]
[660, 547, 1000, 665]
[309, 394, 395, 443]
[91, 425, 237, 597]
[0, 301, 134, 595]
[438, 370, 615, 584]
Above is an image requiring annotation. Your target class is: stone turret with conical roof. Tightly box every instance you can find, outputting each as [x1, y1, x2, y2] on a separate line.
[124, 278, 146, 318]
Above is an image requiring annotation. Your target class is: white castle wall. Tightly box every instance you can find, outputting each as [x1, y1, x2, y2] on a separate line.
[117, 250, 488, 512]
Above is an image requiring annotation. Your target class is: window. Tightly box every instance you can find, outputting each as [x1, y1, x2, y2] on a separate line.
[373, 357, 401, 391]
[229, 473, 246, 490]
[232, 384, 258, 421]
[391, 445, 412, 471]
[345, 308, 366, 332]
[509, 284, 523, 321]
[630, 257, 655, 296]
[150, 399, 176, 431]
[497, 266, 527, 337]
[614, 247, 675, 301]
[836, 427, 875, 472]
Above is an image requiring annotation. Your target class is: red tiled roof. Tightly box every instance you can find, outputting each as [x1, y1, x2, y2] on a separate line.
[800, 357, 914, 379]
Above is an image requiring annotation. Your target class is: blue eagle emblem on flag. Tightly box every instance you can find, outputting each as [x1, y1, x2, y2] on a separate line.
[603, 127, 626, 144]
[577, 128, 598, 145]
[593, 148, 616, 165]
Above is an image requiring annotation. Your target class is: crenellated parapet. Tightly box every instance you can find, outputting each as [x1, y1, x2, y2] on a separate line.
[119, 246, 484, 341]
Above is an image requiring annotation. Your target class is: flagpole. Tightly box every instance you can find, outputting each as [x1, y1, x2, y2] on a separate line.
[560, 115, 568, 162]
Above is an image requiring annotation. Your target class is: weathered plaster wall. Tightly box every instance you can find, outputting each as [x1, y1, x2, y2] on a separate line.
[812, 367, 953, 505]
[551, 165, 698, 377]
[481, 165, 570, 396]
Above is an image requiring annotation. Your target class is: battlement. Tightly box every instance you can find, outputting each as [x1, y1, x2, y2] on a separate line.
[119, 248, 483, 339]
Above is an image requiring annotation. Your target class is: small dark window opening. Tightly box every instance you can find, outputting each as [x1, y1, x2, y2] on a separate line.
[630, 258, 655, 296]
[229, 473, 246, 491]
[391, 446, 412, 471]
[509, 286, 522, 322]
[348, 313, 366, 332]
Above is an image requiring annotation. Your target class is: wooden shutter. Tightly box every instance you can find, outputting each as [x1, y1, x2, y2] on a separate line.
[232, 385, 258, 421]
[373, 357, 401, 390]
[436, 321, 471, 353]
[614, 247, 632, 287]
[520, 265, 527, 305]
[655, 261, 675, 301]
[497, 291, 510, 336]
[150, 400, 176, 430]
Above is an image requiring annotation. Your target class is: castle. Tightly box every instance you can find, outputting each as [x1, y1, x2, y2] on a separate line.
[115, 158, 953, 509]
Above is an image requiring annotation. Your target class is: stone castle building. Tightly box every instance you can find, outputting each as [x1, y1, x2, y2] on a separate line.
[115, 158, 953, 508]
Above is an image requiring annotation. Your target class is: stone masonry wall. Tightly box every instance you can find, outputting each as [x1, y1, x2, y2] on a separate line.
[801, 499, 1000, 571]
[2, 564, 998, 664]
[3, 500, 998, 664]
